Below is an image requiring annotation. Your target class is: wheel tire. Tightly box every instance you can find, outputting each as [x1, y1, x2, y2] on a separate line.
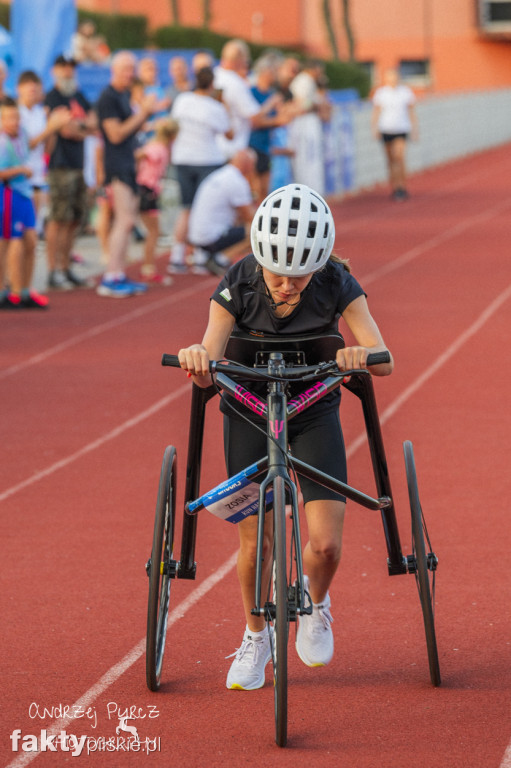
[272, 476, 289, 747]
[146, 446, 177, 691]
[403, 440, 441, 687]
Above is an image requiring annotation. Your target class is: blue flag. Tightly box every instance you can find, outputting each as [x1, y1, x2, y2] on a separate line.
[10, 0, 77, 89]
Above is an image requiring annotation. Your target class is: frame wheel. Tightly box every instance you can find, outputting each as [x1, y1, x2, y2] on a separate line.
[404, 440, 441, 687]
[146, 446, 177, 691]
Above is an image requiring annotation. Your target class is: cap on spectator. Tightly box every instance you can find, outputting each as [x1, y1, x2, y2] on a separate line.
[54, 54, 77, 67]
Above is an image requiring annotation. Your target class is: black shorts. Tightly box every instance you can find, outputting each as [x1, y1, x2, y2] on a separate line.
[139, 185, 159, 213]
[223, 407, 347, 504]
[254, 150, 271, 175]
[176, 164, 223, 207]
[380, 132, 409, 143]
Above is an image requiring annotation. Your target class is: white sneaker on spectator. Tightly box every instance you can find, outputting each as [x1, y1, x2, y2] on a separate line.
[295, 575, 334, 667]
[48, 269, 73, 291]
[226, 627, 271, 690]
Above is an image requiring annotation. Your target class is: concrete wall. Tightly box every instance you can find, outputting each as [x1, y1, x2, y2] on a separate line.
[350, 89, 511, 192]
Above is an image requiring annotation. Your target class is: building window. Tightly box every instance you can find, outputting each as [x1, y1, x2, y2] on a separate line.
[399, 59, 431, 87]
[479, 0, 511, 31]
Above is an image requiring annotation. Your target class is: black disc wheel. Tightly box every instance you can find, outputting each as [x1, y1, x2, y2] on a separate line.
[403, 440, 441, 687]
[269, 476, 289, 747]
[146, 446, 177, 691]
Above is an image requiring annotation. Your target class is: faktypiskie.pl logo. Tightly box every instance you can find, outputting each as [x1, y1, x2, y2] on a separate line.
[10, 701, 161, 756]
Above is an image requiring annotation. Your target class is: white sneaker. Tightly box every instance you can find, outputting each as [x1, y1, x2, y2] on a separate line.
[296, 576, 334, 667]
[226, 628, 271, 690]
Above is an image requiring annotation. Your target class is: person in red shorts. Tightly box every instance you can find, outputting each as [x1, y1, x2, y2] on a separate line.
[0, 97, 70, 309]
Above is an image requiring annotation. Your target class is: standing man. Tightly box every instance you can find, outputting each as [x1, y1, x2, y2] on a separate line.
[214, 39, 282, 160]
[45, 54, 96, 290]
[96, 51, 158, 298]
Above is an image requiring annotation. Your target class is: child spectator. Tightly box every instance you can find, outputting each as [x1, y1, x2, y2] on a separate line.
[16, 71, 49, 238]
[0, 98, 69, 308]
[135, 118, 178, 283]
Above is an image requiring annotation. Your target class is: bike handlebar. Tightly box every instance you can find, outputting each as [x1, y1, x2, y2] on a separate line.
[161, 350, 391, 380]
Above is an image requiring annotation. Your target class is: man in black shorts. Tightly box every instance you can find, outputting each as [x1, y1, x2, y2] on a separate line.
[45, 55, 96, 290]
[96, 51, 158, 298]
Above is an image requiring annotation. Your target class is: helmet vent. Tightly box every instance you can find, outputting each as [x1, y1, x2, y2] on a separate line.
[270, 217, 279, 234]
[288, 219, 298, 236]
[316, 248, 324, 264]
[271, 245, 278, 264]
[300, 248, 310, 267]
[273, 198, 281, 208]
[307, 221, 317, 238]
[257, 215, 263, 232]
[324, 223, 329, 237]
[286, 248, 294, 267]
[311, 202, 318, 212]
[291, 197, 301, 210]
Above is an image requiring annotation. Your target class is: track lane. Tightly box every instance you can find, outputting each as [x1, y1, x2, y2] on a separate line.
[2, 145, 511, 767]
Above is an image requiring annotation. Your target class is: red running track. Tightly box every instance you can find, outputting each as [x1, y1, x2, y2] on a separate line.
[2, 144, 511, 768]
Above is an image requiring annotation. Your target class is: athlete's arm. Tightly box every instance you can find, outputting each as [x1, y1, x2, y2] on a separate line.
[178, 300, 235, 387]
[337, 295, 394, 376]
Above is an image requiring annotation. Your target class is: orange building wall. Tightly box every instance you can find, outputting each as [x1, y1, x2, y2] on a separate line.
[76, 0, 511, 93]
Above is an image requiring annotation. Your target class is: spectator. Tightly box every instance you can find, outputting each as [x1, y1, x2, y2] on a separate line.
[44, 54, 96, 290]
[249, 51, 286, 202]
[71, 20, 110, 65]
[95, 50, 158, 298]
[17, 70, 52, 238]
[275, 56, 301, 104]
[191, 50, 215, 75]
[137, 57, 171, 137]
[0, 98, 68, 309]
[93, 136, 112, 264]
[135, 117, 178, 283]
[214, 39, 282, 159]
[0, 59, 11, 100]
[166, 56, 192, 104]
[289, 59, 331, 195]
[371, 67, 418, 200]
[187, 148, 257, 275]
[168, 66, 232, 274]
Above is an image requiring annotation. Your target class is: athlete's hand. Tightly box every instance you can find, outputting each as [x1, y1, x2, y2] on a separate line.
[335, 346, 369, 371]
[178, 344, 211, 384]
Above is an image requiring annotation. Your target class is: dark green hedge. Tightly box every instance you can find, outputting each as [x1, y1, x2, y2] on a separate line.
[77, 9, 148, 51]
[0, 2, 9, 29]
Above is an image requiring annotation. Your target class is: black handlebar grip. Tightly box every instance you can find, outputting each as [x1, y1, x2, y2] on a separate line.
[161, 354, 181, 367]
[366, 351, 391, 366]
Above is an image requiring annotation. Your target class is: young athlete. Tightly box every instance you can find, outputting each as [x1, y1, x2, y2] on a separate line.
[178, 183, 393, 689]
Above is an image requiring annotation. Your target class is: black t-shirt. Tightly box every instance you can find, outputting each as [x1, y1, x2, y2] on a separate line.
[211, 254, 366, 418]
[96, 84, 137, 187]
[44, 88, 91, 169]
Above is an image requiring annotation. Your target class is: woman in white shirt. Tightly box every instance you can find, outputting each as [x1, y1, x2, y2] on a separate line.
[371, 68, 418, 200]
[168, 66, 232, 273]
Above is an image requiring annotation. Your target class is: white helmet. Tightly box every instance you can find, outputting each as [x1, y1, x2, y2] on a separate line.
[251, 184, 335, 276]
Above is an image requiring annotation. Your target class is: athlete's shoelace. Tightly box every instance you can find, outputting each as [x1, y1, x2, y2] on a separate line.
[311, 605, 334, 633]
[225, 636, 267, 664]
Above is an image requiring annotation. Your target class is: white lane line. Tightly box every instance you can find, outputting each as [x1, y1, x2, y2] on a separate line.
[359, 196, 511, 287]
[4, 281, 511, 768]
[346, 280, 511, 458]
[0, 383, 190, 504]
[500, 743, 511, 768]
[4, 551, 239, 768]
[0, 280, 216, 381]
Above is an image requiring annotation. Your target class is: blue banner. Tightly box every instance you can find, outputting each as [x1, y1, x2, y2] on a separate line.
[10, 0, 77, 89]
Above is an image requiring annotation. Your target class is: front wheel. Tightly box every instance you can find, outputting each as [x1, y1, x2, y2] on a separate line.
[146, 446, 177, 691]
[269, 476, 289, 747]
[404, 440, 441, 687]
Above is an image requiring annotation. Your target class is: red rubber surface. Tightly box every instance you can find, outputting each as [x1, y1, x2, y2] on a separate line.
[2, 145, 511, 767]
